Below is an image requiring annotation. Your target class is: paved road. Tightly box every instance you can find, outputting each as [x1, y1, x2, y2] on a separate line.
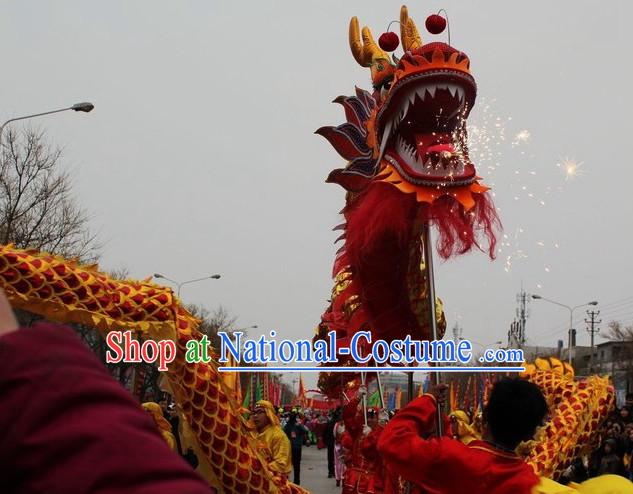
[296, 445, 339, 494]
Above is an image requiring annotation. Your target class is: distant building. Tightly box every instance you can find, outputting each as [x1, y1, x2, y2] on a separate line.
[521, 344, 561, 362]
[579, 341, 632, 404]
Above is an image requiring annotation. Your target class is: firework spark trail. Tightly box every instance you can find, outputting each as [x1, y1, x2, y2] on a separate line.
[465, 98, 582, 286]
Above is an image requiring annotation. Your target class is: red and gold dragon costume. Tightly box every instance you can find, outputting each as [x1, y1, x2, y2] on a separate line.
[313, 3, 615, 485]
[0, 244, 307, 494]
[315, 6, 500, 393]
[0, 5, 615, 492]
[522, 358, 614, 480]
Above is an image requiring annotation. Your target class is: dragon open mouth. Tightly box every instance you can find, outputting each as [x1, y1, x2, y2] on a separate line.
[377, 69, 477, 186]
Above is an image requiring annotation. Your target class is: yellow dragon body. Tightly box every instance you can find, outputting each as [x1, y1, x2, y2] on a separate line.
[0, 244, 307, 494]
[523, 358, 615, 479]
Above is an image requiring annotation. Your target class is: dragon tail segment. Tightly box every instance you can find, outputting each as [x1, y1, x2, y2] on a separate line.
[521, 358, 615, 480]
[0, 244, 308, 494]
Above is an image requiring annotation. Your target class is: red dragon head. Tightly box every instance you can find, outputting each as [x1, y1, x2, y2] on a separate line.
[318, 6, 498, 256]
[367, 7, 476, 190]
[315, 6, 501, 395]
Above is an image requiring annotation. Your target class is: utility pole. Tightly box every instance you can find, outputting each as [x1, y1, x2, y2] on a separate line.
[516, 286, 530, 346]
[452, 323, 463, 345]
[585, 310, 601, 373]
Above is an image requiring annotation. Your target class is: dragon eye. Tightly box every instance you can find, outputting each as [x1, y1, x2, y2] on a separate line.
[380, 80, 393, 99]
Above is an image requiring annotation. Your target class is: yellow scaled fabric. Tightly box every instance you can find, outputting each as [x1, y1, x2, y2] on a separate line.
[523, 358, 614, 479]
[0, 245, 310, 494]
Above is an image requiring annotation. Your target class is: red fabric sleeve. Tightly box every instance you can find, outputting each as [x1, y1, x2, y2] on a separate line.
[360, 426, 380, 461]
[0, 323, 211, 494]
[377, 395, 463, 486]
[342, 397, 362, 438]
[341, 431, 353, 450]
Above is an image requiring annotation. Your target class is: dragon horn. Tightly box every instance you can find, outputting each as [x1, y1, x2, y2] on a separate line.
[349, 16, 389, 67]
[400, 5, 422, 52]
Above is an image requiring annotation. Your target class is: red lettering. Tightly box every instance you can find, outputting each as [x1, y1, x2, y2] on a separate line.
[123, 331, 142, 362]
[105, 332, 123, 363]
[140, 340, 158, 364]
[157, 340, 176, 371]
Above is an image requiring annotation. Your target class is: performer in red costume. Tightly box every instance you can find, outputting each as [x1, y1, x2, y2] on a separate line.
[378, 379, 548, 494]
[0, 290, 213, 494]
[341, 392, 394, 494]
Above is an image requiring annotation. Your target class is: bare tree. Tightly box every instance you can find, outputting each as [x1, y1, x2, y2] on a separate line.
[0, 127, 99, 261]
[605, 320, 633, 342]
[603, 320, 633, 389]
[186, 304, 239, 352]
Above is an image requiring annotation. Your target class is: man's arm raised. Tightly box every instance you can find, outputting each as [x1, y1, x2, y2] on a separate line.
[377, 385, 456, 487]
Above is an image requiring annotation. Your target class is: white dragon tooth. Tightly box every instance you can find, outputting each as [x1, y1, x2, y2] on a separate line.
[401, 98, 410, 116]
[428, 85, 437, 98]
[457, 87, 464, 101]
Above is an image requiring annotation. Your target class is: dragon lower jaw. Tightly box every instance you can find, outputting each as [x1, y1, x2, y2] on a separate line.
[391, 135, 466, 178]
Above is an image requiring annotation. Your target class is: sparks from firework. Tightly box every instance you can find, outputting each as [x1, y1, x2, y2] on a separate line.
[500, 228, 527, 273]
[467, 98, 570, 284]
[512, 129, 531, 147]
[557, 157, 584, 181]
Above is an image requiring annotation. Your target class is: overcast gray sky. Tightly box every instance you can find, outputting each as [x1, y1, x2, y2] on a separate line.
[2, 1, 631, 387]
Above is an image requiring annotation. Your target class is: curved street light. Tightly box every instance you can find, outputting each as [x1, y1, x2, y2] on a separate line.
[0, 102, 95, 147]
[154, 273, 221, 297]
[531, 294, 598, 364]
[236, 325, 258, 332]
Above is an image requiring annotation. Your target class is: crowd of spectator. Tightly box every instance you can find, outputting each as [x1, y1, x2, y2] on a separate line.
[560, 393, 633, 483]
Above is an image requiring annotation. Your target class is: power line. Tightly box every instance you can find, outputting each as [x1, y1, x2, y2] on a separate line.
[529, 296, 633, 340]
[596, 295, 633, 310]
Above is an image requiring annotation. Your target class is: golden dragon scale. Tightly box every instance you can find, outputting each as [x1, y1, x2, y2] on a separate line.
[523, 358, 615, 480]
[0, 244, 307, 494]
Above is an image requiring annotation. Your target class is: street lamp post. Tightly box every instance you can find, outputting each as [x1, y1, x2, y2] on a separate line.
[0, 102, 94, 147]
[235, 325, 258, 332]
[531, 295, 598, 365]
[153, 273, 221, 297]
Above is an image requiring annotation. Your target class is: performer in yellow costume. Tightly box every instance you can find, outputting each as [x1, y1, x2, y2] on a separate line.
[534, 475, 633, 494]
[251, 400, 292, 479]
[142, 401, 177, 451]
[449, 410, 480, 445]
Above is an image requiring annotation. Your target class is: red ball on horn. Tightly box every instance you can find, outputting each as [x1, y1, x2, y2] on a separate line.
[425, 14, 447, 34]
[378, 31, 399, 52]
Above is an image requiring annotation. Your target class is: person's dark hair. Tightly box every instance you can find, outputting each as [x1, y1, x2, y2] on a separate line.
[483, 378, 548, 450]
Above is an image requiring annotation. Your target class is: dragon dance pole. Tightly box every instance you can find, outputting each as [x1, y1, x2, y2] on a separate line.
[422, 222, 443, 437]
[376, 372, 385, 409]
[361, 372, 368, 426]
